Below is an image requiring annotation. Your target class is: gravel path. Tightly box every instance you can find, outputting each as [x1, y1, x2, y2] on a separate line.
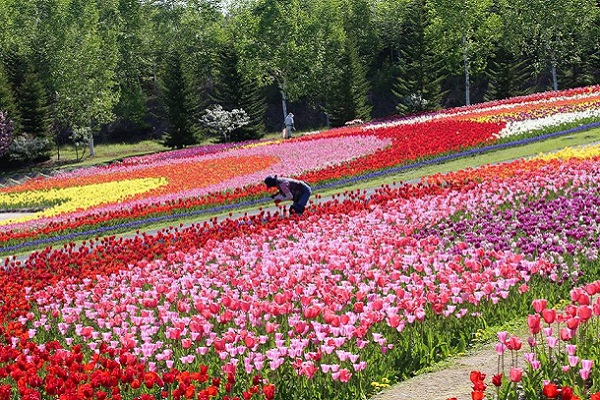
[372, 344, 500, 400]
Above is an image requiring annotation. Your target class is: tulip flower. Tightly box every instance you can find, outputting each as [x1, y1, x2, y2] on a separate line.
[509, 367, 523, 383]
[542, 382, 559, 399]
[532, 299, 547, 313]
[542, 309, 557, 324]
[527, 314, 541, 334]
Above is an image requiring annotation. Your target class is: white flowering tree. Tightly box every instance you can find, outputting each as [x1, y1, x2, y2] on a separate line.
[69, 126, 93, 162]
[0, 111, 13, 158]
[200, 105, 250, 143]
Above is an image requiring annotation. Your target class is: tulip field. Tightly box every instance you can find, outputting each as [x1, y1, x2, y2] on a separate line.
[2, 86, 600, 254]
[2, 86, 600, 399]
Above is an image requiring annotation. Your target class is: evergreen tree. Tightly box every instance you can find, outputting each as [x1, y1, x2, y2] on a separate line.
[18, 70, 52, 155]
[485, 44, 534, 101]
[211, 45, 266, 142]
[327, 37, 372, 127]
[161, 50, 199, 149]
[392, 0, 445, 115]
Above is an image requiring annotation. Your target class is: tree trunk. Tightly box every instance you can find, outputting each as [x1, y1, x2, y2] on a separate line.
[88, 135, 95, 157]
[272, 71, 288, 123]
[551, 55, 558, 91]
[462, 35, 471, 106]
[280, 84, 288, 123]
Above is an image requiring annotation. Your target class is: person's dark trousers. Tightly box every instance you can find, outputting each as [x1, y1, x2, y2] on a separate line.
[290, 188, 311, 215]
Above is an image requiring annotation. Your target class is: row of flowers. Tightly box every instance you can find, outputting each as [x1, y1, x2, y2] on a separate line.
[3, 142, 600, 398]
[1, 86, 600, 252]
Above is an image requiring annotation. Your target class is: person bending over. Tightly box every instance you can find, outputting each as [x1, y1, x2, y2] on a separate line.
[264, 175, 312, 215]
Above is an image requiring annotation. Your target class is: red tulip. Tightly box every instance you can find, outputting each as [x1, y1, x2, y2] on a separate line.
[542, 382, 559, 399]
[577, 306, 592, 322]
[491, 373, 502, 387]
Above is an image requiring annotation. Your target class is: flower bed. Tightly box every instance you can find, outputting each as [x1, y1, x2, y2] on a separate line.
[3, 141, 600, 398]
[1, 86, 599, 251]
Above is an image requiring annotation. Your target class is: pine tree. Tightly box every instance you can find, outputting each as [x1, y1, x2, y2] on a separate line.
[18, 71, 52, 142]
[327, 37, 372, 127]
[161, 50, 199, 149]
[211, 45, 266, 142]
[392, 0, 445, 116]
[485, 45, 535, 101]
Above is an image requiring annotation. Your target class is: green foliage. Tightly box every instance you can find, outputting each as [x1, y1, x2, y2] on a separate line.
[113, 0, 151, 128]
[392, 0, 445, 115]
[326, 37, 372, 127]
[485, 44, 535, 101]
[0, 63, 19, 130]
[427, 0, 502, 105]
[210, 44, 266, 142]
[0, 0, 599, 168]
[509, 0, 598, 91]
[160, 50, 200, 149]
[18, 71, 51, 143]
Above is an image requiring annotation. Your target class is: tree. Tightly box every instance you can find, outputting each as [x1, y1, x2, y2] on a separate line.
[428, 0, 502, 105]
[211, 43, 266, 141]
[17, 69, 52, 160]
[392, 0, 445, 115]
[200, 105, 250, 142]
[484, 0, 535, 100]
[510, 0, 598, 91]
[113, 0, 152, 129]
[48, 0, 119, 157]
[161, 50, 199, 148]
[230, 0, 321, 122]
[326, 37, 372, 127]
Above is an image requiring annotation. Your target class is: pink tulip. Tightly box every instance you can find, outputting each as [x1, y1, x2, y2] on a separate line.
[532, 299, 547, 313]
[577, 306, 593, 322]
[509, 367, 523, 382]
[506, 335, 522, 351]
[495, 343, 507, 355]
[497, 331, 509, 343]
[542, 308, 557, 324]
[560, 328, 573, 341]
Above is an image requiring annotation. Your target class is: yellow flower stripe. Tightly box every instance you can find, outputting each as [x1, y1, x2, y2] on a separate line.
[0, 177, 167, 226]
[532, 143, 600, 161]
[238, 139, 284, 149]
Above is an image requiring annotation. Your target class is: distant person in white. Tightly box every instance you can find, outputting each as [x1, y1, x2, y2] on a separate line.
[284, 112, 295, 138]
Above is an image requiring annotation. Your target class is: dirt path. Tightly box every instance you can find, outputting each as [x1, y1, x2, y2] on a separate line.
[372, 344, 500, 400]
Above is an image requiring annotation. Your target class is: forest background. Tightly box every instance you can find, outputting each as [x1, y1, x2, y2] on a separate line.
[0, 0, 599, 168]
